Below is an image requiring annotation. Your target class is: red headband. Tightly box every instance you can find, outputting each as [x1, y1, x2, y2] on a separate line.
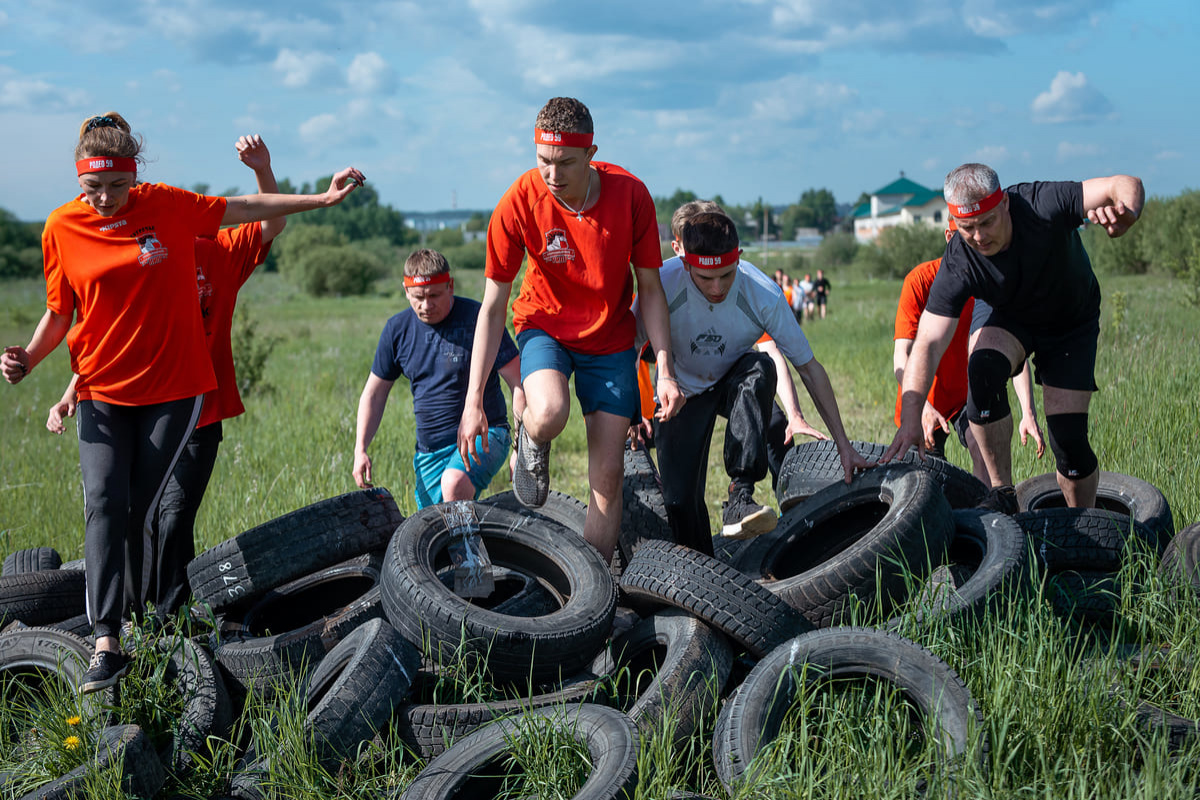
[682, 249, 741, 269]
[948, 187, 1003, 218]
[76, 156, 137, 176]
[404, 272, 451, 288]
[534, 128, 594, 149]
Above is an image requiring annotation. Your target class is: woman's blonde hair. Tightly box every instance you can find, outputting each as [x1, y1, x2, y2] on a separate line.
[74, 112, 144, 166]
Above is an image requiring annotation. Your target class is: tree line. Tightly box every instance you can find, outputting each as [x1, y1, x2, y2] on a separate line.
[3, 186, 1196, 304]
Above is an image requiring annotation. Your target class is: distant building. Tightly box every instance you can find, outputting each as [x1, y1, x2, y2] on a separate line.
[851, 174, 948, 243]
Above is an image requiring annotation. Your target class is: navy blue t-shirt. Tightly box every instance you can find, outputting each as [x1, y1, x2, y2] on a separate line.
[371, 297, 519, 452]
[927, 181, 1099, 332]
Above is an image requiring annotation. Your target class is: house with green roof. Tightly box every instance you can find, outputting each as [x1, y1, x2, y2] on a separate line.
[852, 173, 949, 243]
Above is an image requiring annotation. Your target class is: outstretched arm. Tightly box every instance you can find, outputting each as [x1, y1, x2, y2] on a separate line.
[1012, 359, 1045, 458]
[458, 277, 513, 470]
[353, 373, 394, 489]
[793, 356, 869, 482]
[220, 166, 365, 227]
[633, 265, 684, 421]
[46, 373, 80, 434]
[759, 339, 826, 441]
[881, 311, 958, 463]
[1081, 175, 1144, 238]
[2, 309, 72, 384]
[235, 135, 286, 243]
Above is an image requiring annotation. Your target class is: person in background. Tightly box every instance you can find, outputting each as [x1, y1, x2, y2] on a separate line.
[354, 249, 524, 508]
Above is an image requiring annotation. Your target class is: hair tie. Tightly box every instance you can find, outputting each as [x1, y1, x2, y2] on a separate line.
[85, 116, 119, 133]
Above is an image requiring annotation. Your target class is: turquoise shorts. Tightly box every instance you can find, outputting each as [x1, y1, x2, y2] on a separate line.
[517, 329, 637, 419]
[412, 427, 511, 509]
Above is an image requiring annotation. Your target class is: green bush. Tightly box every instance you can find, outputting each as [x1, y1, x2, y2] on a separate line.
[425, 227, 465, 249]
[292, 244, 386, 296]
[274, 224, 386, 296]
[813, 231, 859, 270]
[0, 209, 42, 279]
[853, 224, 946, 279]
[434, 239, 488, 273]
[231, 308, 281, 396]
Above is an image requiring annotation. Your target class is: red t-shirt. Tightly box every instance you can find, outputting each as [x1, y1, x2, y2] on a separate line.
[194, 224, 272, 428]
[893, 258, 974, 426]
[485, 161, 662, 354]
[44, 183, 226, 406]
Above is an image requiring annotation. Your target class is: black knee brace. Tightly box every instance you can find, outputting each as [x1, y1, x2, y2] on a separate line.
[964, 349, 1012, 425]
[1046, 413, 1097, 479]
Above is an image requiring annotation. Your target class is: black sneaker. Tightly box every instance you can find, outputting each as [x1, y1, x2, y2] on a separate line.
[512, 423, 550, 508]
[80, 649, 129, 695]
[977, 485, 1019, 516]
[720, 484, 777, 540]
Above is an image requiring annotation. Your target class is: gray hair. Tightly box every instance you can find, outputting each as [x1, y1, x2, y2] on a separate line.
[944, 163, 1000, 207]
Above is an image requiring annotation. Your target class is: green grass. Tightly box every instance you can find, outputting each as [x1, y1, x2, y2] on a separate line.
[2, 269, 1200, 797]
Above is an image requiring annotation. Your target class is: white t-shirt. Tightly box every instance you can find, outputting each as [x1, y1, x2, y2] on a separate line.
[634, 256, 814, 398]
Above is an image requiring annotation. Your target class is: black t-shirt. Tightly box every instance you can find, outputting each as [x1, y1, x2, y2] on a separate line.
[813, 277, 831, 298]
[926, 181, 1099, 332]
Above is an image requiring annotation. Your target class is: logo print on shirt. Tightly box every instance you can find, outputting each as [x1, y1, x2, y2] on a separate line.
[543, 228, 576, 264]
[690, 328, 726, 357]
[134, 227, 168, 266]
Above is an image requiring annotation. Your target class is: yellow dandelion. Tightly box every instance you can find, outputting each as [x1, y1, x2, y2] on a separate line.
[63, 735, 81, 750]
[66, 716, 81, 726]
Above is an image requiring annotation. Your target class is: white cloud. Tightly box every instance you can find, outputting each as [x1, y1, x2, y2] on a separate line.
[747, 74, 855, 124]
[0, 77, 87, 111]
[273, 48, 340, 89]
[1154, 150, 1182, 161]
[298, 112, 342, 145]
[347, 52, 396, 95]
[841, 109, 885, 134]
[1031, 71, 1114, 124]
[1056, 141, 1103, 161]
[972, 145, 1010, 164]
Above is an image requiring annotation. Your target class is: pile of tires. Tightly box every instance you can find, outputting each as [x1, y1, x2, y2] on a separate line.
[1, 459, 1189, 798]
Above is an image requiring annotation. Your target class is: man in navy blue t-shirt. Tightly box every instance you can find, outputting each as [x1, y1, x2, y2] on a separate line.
[883, 162, 1144, 512]
[353, 249, 524, 508]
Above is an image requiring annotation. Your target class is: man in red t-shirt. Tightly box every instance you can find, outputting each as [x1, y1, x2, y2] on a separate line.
[458, 97, 683, 563]
[892, 217, 1043, 484]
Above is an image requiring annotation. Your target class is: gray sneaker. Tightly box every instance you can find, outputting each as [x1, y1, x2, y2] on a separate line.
[720, 483, 777, 540]
[80, 649, 129, 695]
[513, 423, 551, 508]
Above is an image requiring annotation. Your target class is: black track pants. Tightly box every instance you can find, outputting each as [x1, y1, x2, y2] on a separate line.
[150, 420, 222, 619]
[656, 352, 776, 555]
[77, 396, 202, 638]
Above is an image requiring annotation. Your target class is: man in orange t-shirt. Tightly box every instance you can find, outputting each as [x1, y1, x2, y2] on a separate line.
[893, 217, 1043, 482]
[458, 97, 683, 563]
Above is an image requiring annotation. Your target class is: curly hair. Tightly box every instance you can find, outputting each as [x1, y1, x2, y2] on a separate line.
[74, 112, 144, 167]
[534, 97, 593, 134]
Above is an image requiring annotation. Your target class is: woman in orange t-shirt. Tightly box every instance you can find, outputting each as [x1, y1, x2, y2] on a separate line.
[1, 112, 364, 694]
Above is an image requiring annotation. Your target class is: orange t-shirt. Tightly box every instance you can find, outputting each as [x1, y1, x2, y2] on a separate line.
[893, 258, 974, 426]
[485, 161, 662, 355]
[194, 224, 272, 428]
[43, 183, 226, 406]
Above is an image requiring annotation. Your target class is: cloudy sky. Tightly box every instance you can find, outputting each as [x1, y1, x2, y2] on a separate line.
[1, 0, 1193, 221]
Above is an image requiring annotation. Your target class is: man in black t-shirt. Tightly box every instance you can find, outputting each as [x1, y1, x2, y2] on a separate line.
[882, 162, 1143, 511]
[813, 269, 831, 319]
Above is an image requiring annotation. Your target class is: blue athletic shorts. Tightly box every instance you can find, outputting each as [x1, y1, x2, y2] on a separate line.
[412, 427, 511, 509]
[517, 329, 637, 418]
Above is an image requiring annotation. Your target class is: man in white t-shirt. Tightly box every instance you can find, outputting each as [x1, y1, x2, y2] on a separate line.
[632, 209, 868, 555]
